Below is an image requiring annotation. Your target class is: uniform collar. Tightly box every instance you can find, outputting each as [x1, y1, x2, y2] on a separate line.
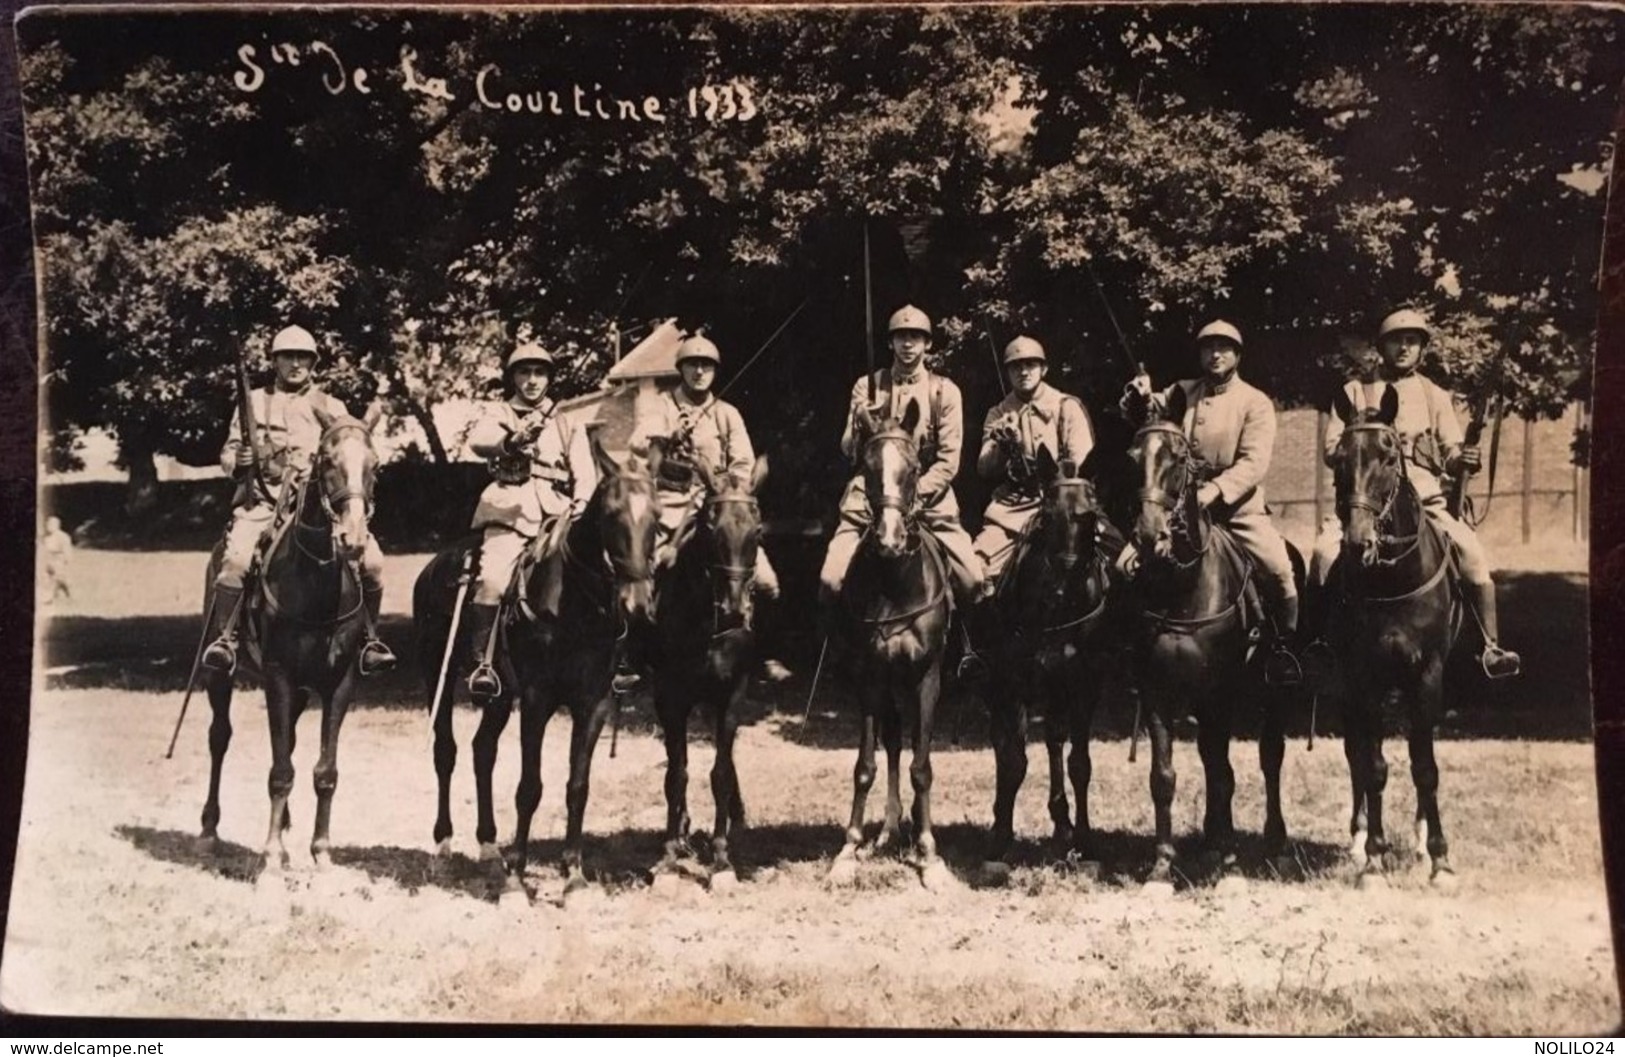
[1015, 383, 1059, 421]
[673, 389, 716, 412]
[889, 364, 927, 387]
[1200, 372, 1240, 396]
[510, 395, 555, 416]
[1381, 366, 1422, 384]
[272, 380, 315, 396]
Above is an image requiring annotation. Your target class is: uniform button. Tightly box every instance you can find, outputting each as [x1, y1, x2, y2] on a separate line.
[1195, 416, 1206, 425]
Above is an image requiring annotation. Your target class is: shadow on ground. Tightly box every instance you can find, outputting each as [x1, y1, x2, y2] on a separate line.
[115, 824, 261, 883]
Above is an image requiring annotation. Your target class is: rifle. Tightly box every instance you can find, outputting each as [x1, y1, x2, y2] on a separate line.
[1447, 345, 1509, 523]
[235, 347, 272, 500]
[863, 221, 876, 407]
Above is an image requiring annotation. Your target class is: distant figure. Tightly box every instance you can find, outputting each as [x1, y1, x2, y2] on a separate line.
[40, 516, 73, 604]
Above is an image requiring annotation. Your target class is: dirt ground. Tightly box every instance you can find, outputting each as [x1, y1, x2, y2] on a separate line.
[3, 549, 1617, 1032]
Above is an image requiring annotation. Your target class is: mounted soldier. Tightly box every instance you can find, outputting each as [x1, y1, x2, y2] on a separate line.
[1120, 319, 1302, 684]
[819, 304, 985, 608]
[1313, 308, 1521, 678]
[973, 335, 1096, 589]
[201, 324, 395, 676]
[463, 340, 598, 697]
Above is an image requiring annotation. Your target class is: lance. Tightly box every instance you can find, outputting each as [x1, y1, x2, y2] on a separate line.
[864, 221, 877, 406]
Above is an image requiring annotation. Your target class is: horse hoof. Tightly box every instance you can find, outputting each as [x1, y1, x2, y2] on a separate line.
[1270, 855, 1299, 880]
[562, 879, 602, 908]
[708, 870, 739, 895]
[980, 861, 1012, 887]
[827, 857, 858, 887]
[433, 838, 455, 859]
[1356, 870, 1388, 892]
[498, 880, 531, 910]
[1214, 874, 1249, 897]
[651, 871, 685, 899]
[478, 842, 504, 864]
[312, 851, 333, 872]
[1141, 879, 1176, 900]
[195, 833, 221, 856]
[920, 860, 954, 892]
[1430, 867, 1459, 892]
[1349, 833, 1369, 868]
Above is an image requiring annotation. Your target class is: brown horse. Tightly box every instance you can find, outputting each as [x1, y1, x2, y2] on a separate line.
[1127, 387, 1291, 891]
[827, 400, 954, 890]
[199, 405, 383, 880]
[1325, 385, 1461, 889]
[414, 441, 661, 899]
[649, 456, 768, 892]
[983, 447, 1122, 872]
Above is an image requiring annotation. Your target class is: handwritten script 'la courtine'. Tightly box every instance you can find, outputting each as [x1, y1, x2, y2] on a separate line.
[233, 41, 758, 123]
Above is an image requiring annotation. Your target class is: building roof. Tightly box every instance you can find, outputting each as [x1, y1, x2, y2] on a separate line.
[605, 318, 684, 382]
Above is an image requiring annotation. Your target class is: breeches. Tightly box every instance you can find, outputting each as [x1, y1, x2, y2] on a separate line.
[216, 505, 386, 592]
[1310, 500, 1491, 585]
[820, 501, 984, 603]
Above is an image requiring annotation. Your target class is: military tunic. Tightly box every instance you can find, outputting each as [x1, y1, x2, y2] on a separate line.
[215, 385, 383, 590]
[820, 367, 984, 602]
[974, 383, 1095, 581]
[467, 397, 597, 605]
[1314, 375, 1492, 584]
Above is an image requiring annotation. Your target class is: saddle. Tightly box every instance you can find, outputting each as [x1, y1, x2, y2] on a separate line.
[841, 530, 951, 627]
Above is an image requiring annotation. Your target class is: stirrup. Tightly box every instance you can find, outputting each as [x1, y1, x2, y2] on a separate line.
[358, 638, 398, 676]
[956, 647, 989, 681]
[468, 663, 503, 698]
[612, 665, 644, 694]
[1264, 645, 1303, 687]
[1300, 639, 1336, 686]
[201, 636, 238, 676]
[1480, 644, 1521, 680]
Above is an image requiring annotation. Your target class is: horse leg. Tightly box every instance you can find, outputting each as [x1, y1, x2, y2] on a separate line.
[259, 670, 297, 878]
[508, 679, 553, 900]
[1066, 664, 1101, 863]
[987, 690, 1027, 866]
[199, 672, 233, 847]
[830, 704, 877, 884]
[310, 668, 357, 869]
[1344, 707, 1370, 866]
[1259, 684, 1289, 861]
[709, 674, 746, 887]
[1196, 700, 1238, 880]
[1357, 690, 1396, 886]
[431, 673, 458, 856]
[561, 692, 615, 895]
[471, 692, 513, 866]
[912, 661, 945, 888]
[655, 684, 692, 874]
[1145, 704, 1177, 890]
[876, 696, 905, 856]
[1410, 678, 1453, 886]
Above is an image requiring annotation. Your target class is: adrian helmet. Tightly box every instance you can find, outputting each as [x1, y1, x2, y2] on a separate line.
[887, 305, 933, 337]
[1003, 336, 1047, 365]
[504, 342, 557, 374]
[1195, 319, 1244, 350]
[1377, 309, 1431, 345]
[270, 325, 320, 360]
[675, 334, 722, 366]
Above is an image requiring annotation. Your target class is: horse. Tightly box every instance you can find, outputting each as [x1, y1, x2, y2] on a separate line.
[827, 399, 954, 890]
[1324, 385, 1461, 889]
[982, 446, 1122, 873]
[198, 403, 384, 880]
[1126, 386, 1291, 891]
[413, 440, 662, 899]
[648, 455, 769, 892]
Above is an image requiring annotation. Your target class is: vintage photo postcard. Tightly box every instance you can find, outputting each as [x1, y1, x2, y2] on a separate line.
[1, 1, 1619, 1032]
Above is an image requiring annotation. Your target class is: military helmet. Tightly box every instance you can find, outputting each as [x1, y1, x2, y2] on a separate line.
[270, 325, 319, 361]
[1195, 319, 1244, 350]
[1377, 309, 1431, 345]
[675, 334, 722, 366]
[887, 305, 933, 337]
[1003, 336, 1047, 365]
[505, 342, 556, 374]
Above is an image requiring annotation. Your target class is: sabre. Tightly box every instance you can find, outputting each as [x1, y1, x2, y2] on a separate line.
[863, 221, 876, 407]
[803, 636, 830, 722]
[1127, 684, 1143, 764]
[164, 589, 218, 760]
[428, 551, 475, 744]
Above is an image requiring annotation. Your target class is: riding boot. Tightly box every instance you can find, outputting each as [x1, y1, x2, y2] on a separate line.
[201, 584, 246, 675]
[956, 597, 995, 682]
[1468, 580, 1522, 679]
[358, 587, 398, 676]
[465, 603, 504, 698]
[1298, 582, 1337, 687]
[1263, 594, 1304, 687]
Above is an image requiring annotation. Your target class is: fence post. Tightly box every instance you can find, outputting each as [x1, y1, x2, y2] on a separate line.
[1522, 415, 1534, 545]
[1315, 411, 1328, 531]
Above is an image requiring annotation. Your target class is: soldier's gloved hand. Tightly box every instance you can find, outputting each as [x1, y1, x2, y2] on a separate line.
[568, 498, 588, 519]
[990, 418, 1019, 448]
[234, 446, 255, 470]
[1125, 373, 1153, 400]
[1453, 445, 1483, 474]
[1196, 482, 1223, 509]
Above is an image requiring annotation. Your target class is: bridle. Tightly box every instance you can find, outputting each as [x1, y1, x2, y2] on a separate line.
[862, 428, 922, 535]
[1132, 422, 1206, 572]
[288, 419, 377, 567]
[1334, 421, 1418, 568]
[702, 491, 760, 633]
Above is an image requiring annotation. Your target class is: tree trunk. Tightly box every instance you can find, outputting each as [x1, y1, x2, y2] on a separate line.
[122, 438, 159, 516]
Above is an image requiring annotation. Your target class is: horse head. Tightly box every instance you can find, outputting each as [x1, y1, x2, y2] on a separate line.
[1035, 446, 1101, 572]
[695, 455, 768, 632]
[592, 436, 663, 625]
[310, 401, 383, 564]
[1129, 385, 1201, 565]
[1330, 384, 1406, 568]
[857, 398, 922, 561]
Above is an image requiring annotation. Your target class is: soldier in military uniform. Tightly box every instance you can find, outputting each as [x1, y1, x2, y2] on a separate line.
[1313, 309, 1521, 678]
[973, 336, 1096, 590]
[203, 325, 396, 675]
[463, 341, 598, 697]
[819, 305, 984, 607]
[1121, 319, 1302, 683]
